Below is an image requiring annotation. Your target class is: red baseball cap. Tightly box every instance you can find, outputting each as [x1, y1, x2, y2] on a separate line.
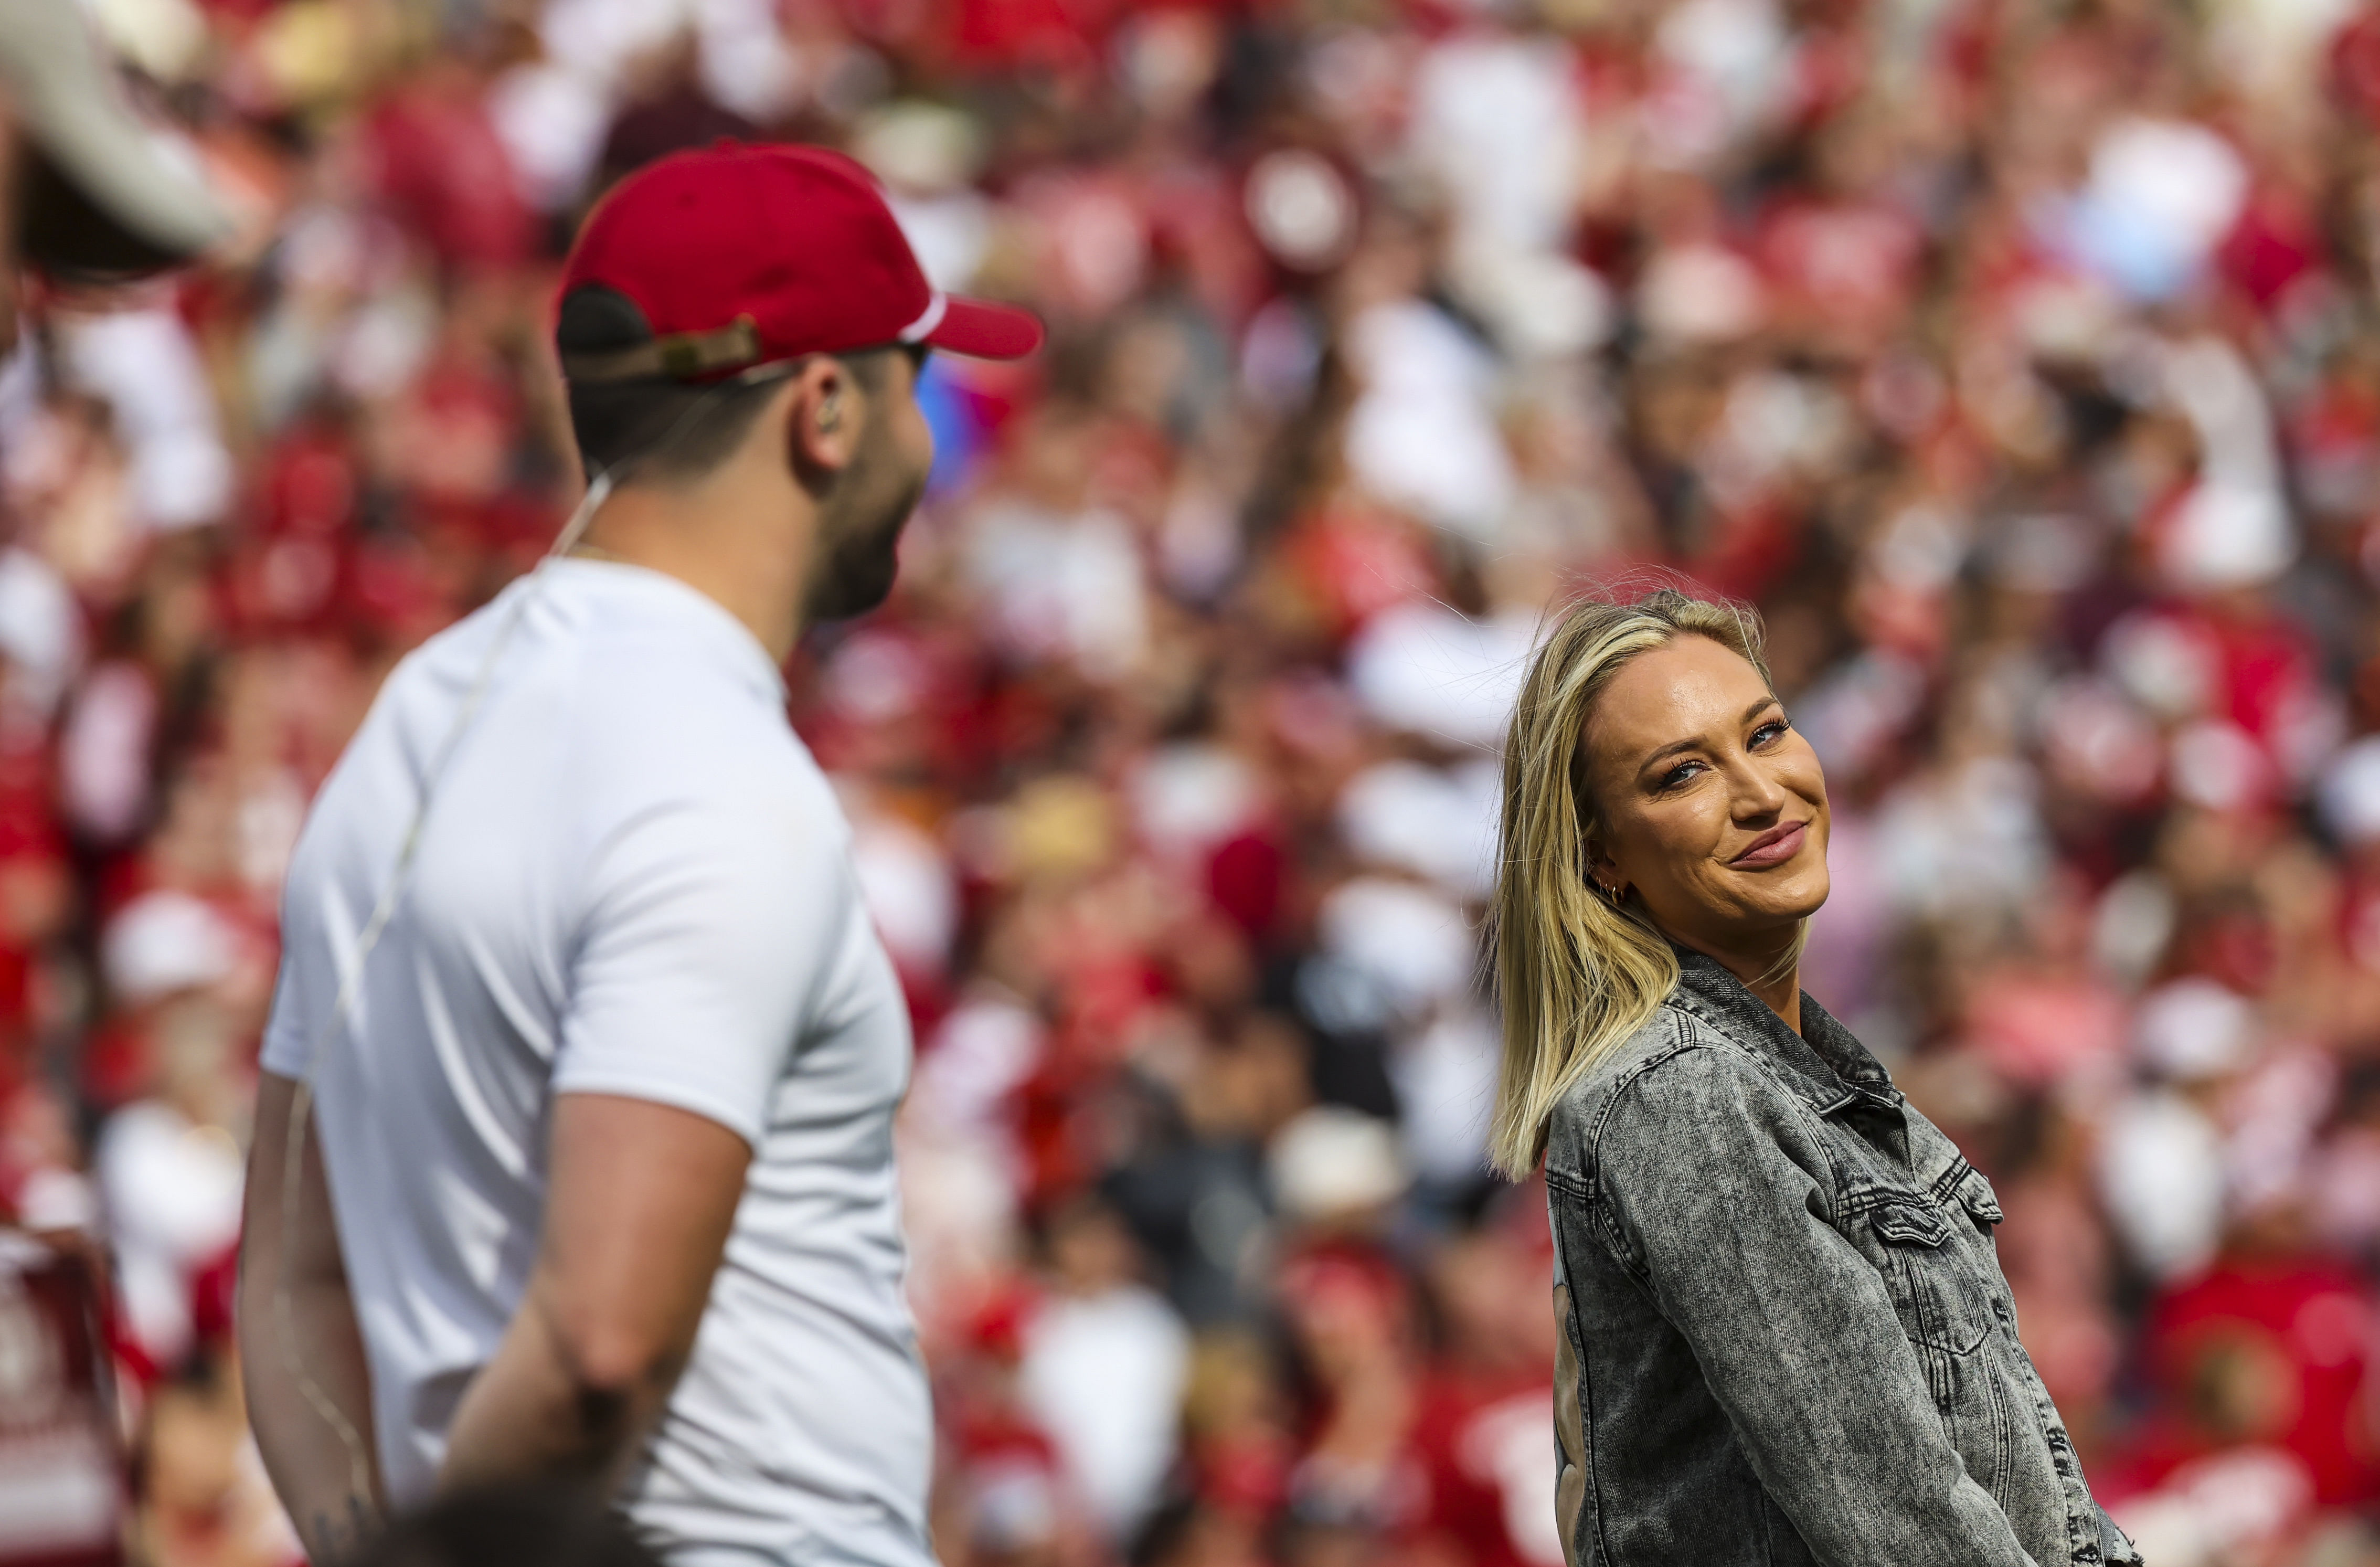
[557, 142, 1042, 383]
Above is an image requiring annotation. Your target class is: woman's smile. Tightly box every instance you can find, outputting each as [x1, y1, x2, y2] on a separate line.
[1728, 819, 1808, 869]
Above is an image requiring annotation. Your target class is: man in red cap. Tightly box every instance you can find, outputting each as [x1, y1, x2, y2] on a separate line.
[239, 143, 1041, 1565]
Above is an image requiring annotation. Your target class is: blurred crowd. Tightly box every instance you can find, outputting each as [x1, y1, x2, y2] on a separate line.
[4, 0, 2380, 1563]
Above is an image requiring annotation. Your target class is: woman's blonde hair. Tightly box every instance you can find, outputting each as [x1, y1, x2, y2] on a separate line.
[1486, 586, 1781, 1179]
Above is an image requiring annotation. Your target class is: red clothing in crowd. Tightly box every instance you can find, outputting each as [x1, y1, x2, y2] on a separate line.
[1411, 1367, 1566, 1567]
[2137, 1257, 2380, 1508]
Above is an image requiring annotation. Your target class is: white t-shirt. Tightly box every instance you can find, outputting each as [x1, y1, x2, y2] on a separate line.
[260, 560, 934, 1566]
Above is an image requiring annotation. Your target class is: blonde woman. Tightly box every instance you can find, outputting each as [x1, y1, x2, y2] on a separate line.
[1492, 589, 2141, 1567]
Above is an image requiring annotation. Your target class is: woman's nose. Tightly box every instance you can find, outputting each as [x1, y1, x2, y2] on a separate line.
[1727, 754, 1790, 820]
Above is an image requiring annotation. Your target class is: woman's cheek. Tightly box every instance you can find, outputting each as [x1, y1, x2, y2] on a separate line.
[1646, 797, 1708, 867]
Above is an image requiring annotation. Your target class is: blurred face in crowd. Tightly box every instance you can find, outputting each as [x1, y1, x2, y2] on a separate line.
[1577, 634, 1831, 954]
[801, 346, 934, 621]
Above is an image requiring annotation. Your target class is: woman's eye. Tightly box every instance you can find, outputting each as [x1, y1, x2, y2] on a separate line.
[1658, 761, 1701, 790]
[1751, 718, 1791, 747]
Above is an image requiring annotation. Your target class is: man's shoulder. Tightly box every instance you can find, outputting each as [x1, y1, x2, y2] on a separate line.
[566, 638, 816, 805]
[575, 670, 807, 772]
[569, 690, 848, 895]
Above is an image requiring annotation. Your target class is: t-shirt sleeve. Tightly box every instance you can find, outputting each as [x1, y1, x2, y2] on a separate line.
[257, 945, 316, 1081]
[552, 786, 846, 1148]
[259, 828, 334, 1082]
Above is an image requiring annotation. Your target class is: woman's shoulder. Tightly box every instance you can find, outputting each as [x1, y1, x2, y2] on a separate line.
[1543, 998, 1806, 1184]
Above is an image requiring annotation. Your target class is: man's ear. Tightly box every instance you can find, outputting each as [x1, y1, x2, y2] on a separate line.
[784, 356, 862, 483]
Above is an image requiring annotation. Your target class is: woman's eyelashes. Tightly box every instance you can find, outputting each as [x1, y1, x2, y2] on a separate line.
[1650, 716, 1791, 792]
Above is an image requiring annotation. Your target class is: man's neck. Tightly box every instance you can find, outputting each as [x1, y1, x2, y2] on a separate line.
[569, 481, 810, 663]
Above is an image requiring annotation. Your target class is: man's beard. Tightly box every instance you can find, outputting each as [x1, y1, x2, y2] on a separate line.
[804, 439, 927, 622]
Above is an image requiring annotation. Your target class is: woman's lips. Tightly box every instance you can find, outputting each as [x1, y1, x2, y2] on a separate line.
[1729, 819, 1808, 869]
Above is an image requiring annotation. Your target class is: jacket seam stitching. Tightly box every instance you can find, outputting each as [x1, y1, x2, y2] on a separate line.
[1576, 1019, 1697, 1280]
[1664, 989, 1871, 1112]
[1572, 1305, 1614, 1567]
[1544, 1167, 1592, 1200]
[1579, 1009, 1854, 1273]
[1678, 1006, 1851, 1224]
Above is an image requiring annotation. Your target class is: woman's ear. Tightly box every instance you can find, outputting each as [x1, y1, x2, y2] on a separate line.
[1583, 829, 1633, 901]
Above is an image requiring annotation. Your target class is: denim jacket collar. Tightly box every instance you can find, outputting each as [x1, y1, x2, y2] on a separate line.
[1664, 945, 1903, 1118]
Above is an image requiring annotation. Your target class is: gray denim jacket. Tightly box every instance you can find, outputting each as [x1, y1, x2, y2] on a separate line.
[1542, 949, 2144, 1567]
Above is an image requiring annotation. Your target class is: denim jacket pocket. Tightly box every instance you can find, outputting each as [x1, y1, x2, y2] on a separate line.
[1867, 1200, 1993, 1355]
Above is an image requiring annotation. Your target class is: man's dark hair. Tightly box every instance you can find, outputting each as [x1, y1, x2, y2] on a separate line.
[559, 287, 903, 483]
